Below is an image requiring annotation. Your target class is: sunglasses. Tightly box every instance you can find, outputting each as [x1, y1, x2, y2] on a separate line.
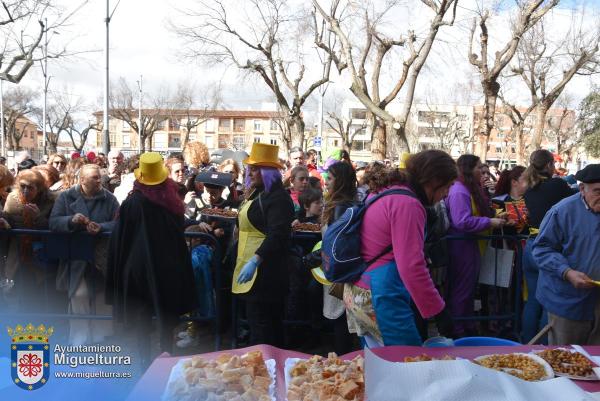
[53, 161, 66, 166]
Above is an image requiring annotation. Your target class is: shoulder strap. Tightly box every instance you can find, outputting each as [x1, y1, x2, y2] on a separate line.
[363, 188, 418, 267]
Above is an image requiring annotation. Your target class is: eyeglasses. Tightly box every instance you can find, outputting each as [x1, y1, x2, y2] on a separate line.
[296, 176, 309, 181]
[53, 161, 66, 166]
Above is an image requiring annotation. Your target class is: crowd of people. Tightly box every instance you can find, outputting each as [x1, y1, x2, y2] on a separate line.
[0, 142, 599, 366]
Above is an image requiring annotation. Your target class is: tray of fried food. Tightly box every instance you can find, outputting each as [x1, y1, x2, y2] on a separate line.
[286, 353, 364, 401]
[534, 348, 598, 380]
[403, 354, 457, 362]
[200, 208, 239, 219]
[163, 351, 275, 401]
[473, 353, 554, 381]
[293, 222, 322, 233]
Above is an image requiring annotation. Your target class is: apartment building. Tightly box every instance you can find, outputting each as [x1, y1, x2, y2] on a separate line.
[92, 109, 284, 154]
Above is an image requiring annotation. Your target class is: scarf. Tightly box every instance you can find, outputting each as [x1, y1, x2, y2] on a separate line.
[133, 179, 185, 216]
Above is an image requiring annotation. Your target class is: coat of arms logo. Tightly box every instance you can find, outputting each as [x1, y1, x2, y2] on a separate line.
[7, 323, 53, 390]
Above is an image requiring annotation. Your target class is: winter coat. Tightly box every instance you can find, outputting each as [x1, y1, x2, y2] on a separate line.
[49, 185, 119, 297]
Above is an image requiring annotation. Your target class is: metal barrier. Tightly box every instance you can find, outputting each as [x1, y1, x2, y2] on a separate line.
[1, 229, 530, 349]
[0, 228, 225, 351]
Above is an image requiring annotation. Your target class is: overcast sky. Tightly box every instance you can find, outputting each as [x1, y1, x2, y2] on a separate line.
[10, 0, 600, 123]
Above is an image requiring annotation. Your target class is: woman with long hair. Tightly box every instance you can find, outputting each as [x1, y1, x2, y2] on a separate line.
[521, 149, 574, 343]
[218, 158, 244, 208]
[284, 165, 310, 211]
[445, 154, 507, 337]
[234, 143, 294, 347]
[344, 151, 456, 346]
[492, 166, 528, 234]
[298, 161, 358, 352]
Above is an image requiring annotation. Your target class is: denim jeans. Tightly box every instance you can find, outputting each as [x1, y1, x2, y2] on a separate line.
[521, 239, 548, 343]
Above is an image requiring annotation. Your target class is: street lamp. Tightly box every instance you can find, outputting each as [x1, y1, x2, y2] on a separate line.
[41, 19, 59, 157]
[103, 0, 122, 155]
[136, 75, 143, 154]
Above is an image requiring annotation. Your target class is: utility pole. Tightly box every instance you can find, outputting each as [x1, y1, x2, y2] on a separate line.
[102, 1, 110, 154]
[42, 18, 48, 157]
[0, 79, 4, 157]
[137, 75, 143, 154]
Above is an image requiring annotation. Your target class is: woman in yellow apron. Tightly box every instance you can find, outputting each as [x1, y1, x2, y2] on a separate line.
[232, 143, 294, 347]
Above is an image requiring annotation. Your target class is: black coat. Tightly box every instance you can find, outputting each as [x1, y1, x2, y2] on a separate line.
[524, 175, 574, 229]
[106, 191, 198, 323]
[243, 182, 294, 301]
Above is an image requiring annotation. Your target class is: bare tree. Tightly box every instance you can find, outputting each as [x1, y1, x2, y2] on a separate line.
[109, 78, 169, 152]
[468, 0, 558, 161]
[313, 0, 458, 159]
[326, 111, 366, 155]
[510, 20, 600, 149]
[0, 1, 89, 83]
[498, 93, 536, 165]
[172, 0, 333, 151]
[1, 85, 38, 150]
[65, 121, 98, 153]
[170, 81, 222, 150]
[545, 96, 577, 165]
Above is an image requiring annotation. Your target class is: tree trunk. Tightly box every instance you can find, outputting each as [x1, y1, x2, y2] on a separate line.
[479, 81, 500, 162]
[515, 123, 526, 166]
[145, 135, 152, 152]
[139, 133, 146, 153]
[371, 119, 386, 161]
[479, 134, 490, 163]
[393, 122, 411, 155]
[182, 128, 191, 151]
[532, 104, 548, 150]
[289, 116, 305, 149]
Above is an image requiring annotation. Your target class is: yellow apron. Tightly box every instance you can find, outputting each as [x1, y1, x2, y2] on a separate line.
[232, 198, 266, 294]
[471, 196, 490, 256]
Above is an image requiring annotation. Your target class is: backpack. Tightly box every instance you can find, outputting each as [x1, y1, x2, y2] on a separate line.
[321, 188, 417, 283]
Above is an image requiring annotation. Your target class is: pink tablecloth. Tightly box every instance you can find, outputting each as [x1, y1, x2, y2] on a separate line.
[126, 345, 600, 400]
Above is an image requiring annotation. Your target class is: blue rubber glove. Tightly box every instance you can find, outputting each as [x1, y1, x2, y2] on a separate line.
[237, 255, 260, 284]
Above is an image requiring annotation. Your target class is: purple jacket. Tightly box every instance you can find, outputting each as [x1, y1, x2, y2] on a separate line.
[445, 181, 491, 234]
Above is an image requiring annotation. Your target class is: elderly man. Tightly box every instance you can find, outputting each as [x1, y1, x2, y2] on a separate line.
[50, 164, 119, 345]
[534, 164, 600, 345]
[101, 149, 125, 192]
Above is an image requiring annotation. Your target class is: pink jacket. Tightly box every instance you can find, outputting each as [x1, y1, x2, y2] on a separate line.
[357, 185, 445, 319]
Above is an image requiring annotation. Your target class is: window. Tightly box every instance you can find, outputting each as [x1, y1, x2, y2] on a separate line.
[169, 134, 181, 148]
[350, 108, 367, 120]
[109, 133, 117, 147]
[497, 132, 505, 138]
[169, 119, 181, 131]
[253, 120, 262, 132]
[122, 134, 130, 147]
[205, 119, 215, 132]
[333, 139, 339, 147]
[511, 147, 516, 154]
[153, 133, 167, 149]
[254, 137, 261, 143]
[269, 137, 277, 145]
[233, 134, 245, 150]
[234, 118, 245, 132]
[351, 140, 371, 152]
[122, 120, 130, 131]
[157, 119, 167, 130]
[204, 135, 214, 149]
[495, 146, 502, 153]
[270, 119, 280, 131]
[218, 119, 231, 131]
[30, 131, 34, 138]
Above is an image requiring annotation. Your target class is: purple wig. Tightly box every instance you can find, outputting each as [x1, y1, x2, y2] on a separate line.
[244, 166, 282, 193]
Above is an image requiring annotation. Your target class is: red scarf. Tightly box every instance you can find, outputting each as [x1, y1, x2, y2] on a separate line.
[133, 179, 185, 216]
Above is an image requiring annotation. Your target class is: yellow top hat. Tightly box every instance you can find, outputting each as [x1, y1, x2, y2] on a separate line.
[244, 143, 283, 169]
[134, 152, 169, 185]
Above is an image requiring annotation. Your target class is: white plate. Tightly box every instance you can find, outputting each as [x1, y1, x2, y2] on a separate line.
[533, 348, 600, 381]
[162, 357, 276, 401]
[474, 353, 554, 381]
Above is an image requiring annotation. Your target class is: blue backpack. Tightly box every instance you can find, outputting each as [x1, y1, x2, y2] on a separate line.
[321, 189, 417, 283]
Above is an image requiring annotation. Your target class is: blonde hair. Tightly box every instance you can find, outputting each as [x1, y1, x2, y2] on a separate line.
[523, 149, 554, 189]
[183, 141, 210, 168]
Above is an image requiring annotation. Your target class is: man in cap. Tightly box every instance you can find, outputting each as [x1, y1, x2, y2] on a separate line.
[534, 164, 600, 345]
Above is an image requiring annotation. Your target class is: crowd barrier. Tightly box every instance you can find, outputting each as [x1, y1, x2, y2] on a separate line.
[0, 229, 530, 350]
